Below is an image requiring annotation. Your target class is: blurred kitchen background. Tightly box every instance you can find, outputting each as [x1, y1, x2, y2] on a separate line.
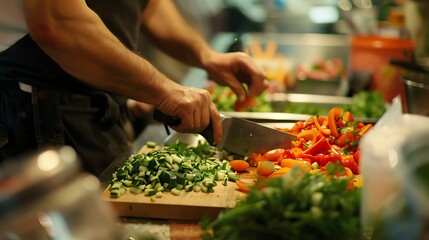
[136, 0, 429, 119]
[139, 0, 422, 82]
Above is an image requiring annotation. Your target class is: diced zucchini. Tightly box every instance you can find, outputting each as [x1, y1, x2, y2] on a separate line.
[171, 188, 181, 196]
[193, 185, 201, 192]
[146, 141, 157, 148]
[155, 192, 163, 198]
[144, 189, 157, 196]
[131, 187, 143, 194]
[110, 181, 122, 190]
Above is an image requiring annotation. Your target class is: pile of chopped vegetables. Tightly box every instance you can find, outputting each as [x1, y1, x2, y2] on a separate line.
[200, 106, 369, 239]
[238, 107, 370, 188]
[108, 140, 240, 198]
[200, 164, 361, 240]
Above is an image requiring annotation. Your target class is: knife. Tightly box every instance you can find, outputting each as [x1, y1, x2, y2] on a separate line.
[153, 109, 296, 156]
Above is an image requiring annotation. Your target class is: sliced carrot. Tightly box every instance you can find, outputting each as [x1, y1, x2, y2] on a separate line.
[230, 160, 250, 172]
[257, 161, 275, 176]
[236, 181, 252, 193]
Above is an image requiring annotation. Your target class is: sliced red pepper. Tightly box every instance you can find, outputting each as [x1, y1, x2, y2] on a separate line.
[336, 119, 346, 128]
[302, 136, 332, 155]
[341, 155, 359, 174]
[353, 150, 361, 165]
[342, 111, 355, 122]
[250, 153, 264, 167]
[280, 149, 295, 159]
[318, 153, 342, 167]
[328, 107, 343, 138]
[296, 153, 316, 163]
[336, 131, 353, 147]
[318, 116, 327, 126]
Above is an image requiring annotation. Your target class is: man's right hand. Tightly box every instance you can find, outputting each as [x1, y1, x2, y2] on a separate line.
[155, 84, 222, 145]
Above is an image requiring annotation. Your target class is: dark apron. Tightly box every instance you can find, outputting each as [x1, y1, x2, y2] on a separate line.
[0, 0, 149, 176]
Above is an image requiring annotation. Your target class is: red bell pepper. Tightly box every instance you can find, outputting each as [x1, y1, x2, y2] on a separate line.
[353, 150, 361, 165]
[341, 155, 359, 174]
[336, 131, 353, 147]
[302, 136, 332, 155]
[317, 153, 342, 167]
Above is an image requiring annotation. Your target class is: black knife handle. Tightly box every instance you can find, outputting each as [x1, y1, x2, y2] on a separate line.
[199, 123, 214, 146]
[153, 109, 181, 126]
[152, 109, 214, 145]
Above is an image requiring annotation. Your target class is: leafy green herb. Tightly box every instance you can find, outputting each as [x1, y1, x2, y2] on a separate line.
[201, 163, 361, 240]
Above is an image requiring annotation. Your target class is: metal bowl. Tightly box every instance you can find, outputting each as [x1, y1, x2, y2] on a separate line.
[402, 73, 429, 116]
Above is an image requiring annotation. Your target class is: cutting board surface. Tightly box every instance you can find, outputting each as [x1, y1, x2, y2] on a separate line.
[102, 146, 257, 220]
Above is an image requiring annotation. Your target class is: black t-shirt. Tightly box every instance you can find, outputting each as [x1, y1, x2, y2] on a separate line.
[0, 0, 149, 92]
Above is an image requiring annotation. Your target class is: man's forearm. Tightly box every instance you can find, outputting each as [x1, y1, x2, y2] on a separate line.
[140, 0, 214, 69]
[22, 0, 174, 106]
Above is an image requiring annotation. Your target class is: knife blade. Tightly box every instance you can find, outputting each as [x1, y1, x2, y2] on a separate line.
[153, 109, 296, 156]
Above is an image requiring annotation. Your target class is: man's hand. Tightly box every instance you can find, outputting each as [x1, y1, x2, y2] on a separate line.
[155, 83, 222, 145]
[201, 51, 269, 102]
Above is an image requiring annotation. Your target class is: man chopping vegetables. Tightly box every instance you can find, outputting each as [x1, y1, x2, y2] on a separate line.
[0, 0, 268, 175]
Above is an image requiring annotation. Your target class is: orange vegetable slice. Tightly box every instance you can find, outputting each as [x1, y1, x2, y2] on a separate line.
[230, 160, 250, 172]
[328, 107, 343, 138]
[280, 158, 312, 172]
[257, 161, 275, 176]
[236, 181, 253, 193]
[268, 167, 291, 178]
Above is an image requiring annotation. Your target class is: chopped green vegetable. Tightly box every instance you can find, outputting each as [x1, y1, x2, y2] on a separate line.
[109, 140, 238, 198]
[146, 141, 157, 148]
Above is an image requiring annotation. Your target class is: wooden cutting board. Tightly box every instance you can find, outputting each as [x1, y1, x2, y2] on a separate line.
[102, 146, 257, 220]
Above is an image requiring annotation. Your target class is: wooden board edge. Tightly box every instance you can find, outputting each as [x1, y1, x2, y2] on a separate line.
[106, 201, 227, 221]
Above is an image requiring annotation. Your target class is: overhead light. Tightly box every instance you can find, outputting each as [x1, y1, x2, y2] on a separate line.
[309, 6, 339, 24]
